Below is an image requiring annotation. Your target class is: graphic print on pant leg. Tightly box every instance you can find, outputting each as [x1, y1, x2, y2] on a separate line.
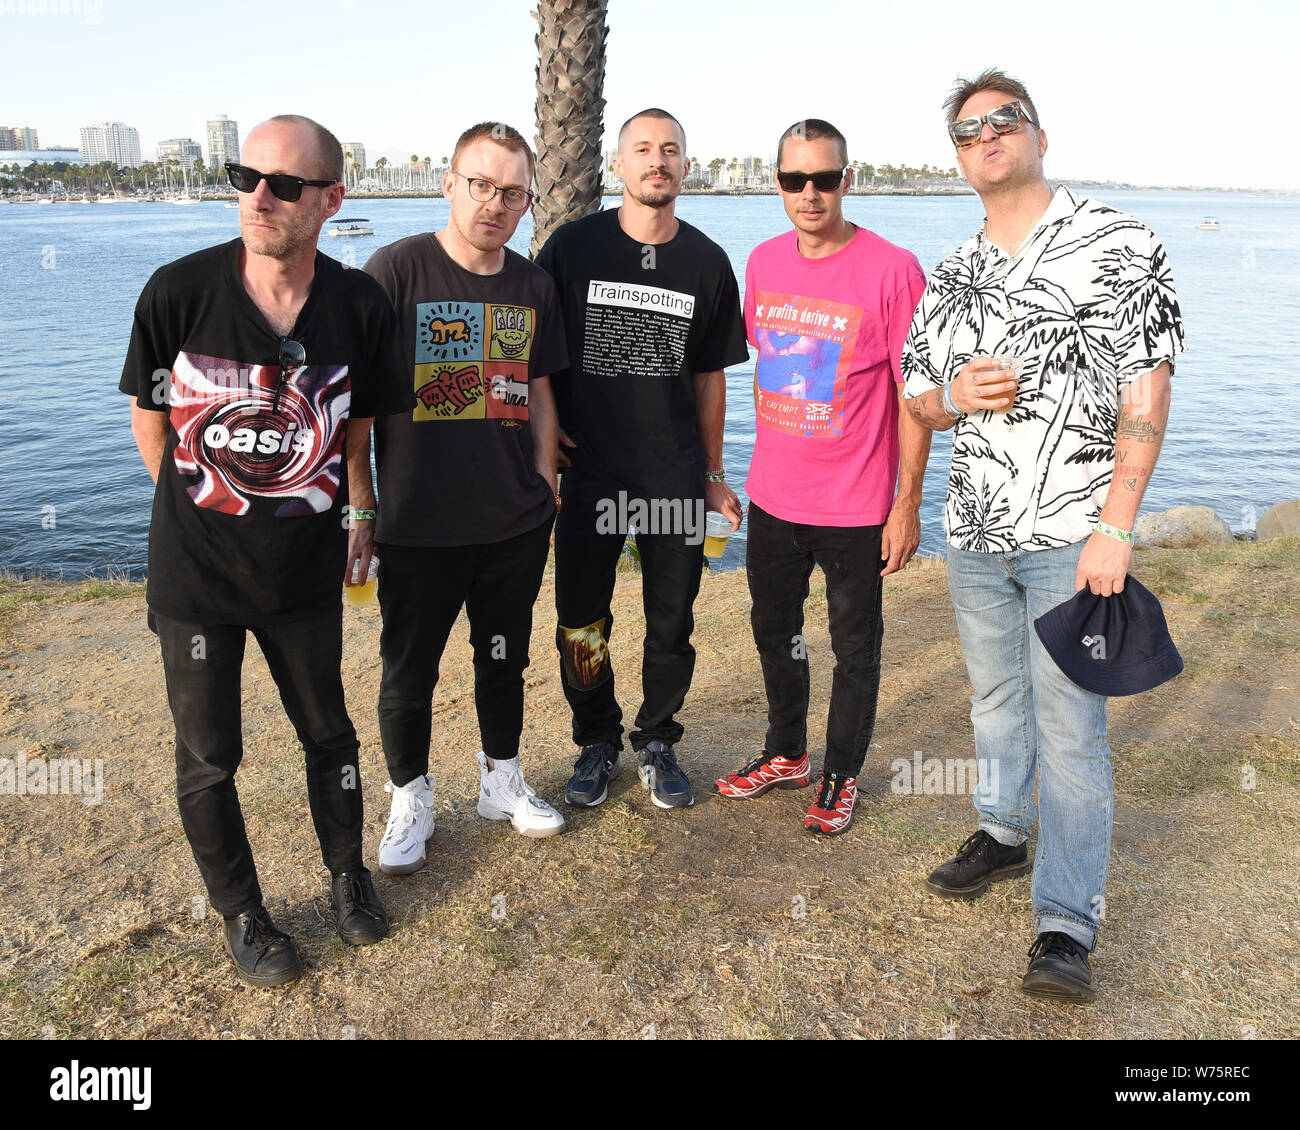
[559, 618, 612, 691]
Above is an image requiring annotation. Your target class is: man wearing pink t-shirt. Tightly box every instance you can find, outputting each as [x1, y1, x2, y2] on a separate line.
[714, 119, 931, 836]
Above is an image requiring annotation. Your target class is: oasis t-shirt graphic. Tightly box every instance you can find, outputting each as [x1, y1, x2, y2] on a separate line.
[412, 300, 535, 422]
[752, 291, 863, 437]
[168, 351, 350, 516]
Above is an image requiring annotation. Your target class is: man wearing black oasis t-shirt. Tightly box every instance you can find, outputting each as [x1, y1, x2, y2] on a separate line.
[359, 123, 569, 875]
[535, 108, 749, 811]
[121, 116, 410, 988]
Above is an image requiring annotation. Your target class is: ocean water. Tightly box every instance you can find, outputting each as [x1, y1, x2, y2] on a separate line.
[1, 189, 1296, 577]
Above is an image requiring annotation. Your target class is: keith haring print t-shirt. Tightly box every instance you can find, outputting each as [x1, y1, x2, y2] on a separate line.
[120, 239, 411, 624]
[363, 233, 567, 546]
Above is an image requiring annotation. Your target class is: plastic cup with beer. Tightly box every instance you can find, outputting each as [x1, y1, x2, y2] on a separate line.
[344, 556, 379, 607]
[991, 356, 1023, 411]
[703, 511, 733, 560]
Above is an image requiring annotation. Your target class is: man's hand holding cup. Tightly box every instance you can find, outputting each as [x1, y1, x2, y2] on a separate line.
[950, 356, 1021, 413]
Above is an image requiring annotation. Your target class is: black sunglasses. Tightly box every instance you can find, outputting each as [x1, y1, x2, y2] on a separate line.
[272, 338, 306, 411]
[775, 167, 848, 194]
[226, 162, 336, 202]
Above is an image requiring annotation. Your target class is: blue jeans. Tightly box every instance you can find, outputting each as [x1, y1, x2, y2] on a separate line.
[946, 539, 1112, 950]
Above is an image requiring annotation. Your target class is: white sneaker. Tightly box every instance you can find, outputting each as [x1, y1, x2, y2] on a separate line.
[476, 752, 565, 838]
[378, 773, 436, 875]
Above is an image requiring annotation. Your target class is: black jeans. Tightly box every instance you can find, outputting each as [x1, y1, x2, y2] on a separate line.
[746, 501, 885, 777]
[150, 605, 364, 918]
[553, 473, 704, 752]
[376, 515, 554, 786]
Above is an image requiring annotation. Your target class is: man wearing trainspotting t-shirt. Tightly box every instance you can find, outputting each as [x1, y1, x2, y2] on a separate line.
[121, 115, 411, 988]
[902, 70, 1184, 1001]
[361, 122, 568, 875]
[714, 119, 929, 837]
[536, 107, 749, 812]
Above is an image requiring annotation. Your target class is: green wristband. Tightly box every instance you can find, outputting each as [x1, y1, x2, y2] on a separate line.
[1096, 519, 1132, 543]
[348, 508, 376, 521]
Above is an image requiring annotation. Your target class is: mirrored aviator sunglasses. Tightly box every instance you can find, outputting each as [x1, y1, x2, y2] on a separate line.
[225, 162, 335, 202]
[948, 101, 1033, 149]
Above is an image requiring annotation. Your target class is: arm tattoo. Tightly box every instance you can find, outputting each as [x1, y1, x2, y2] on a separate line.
[1116, 416, 1162, 443]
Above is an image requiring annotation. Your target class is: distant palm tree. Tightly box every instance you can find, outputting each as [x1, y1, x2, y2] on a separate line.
[531, 0, 608, 257]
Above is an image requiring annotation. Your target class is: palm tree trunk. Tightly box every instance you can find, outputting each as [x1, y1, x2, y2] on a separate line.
[531, 0, 608, 257]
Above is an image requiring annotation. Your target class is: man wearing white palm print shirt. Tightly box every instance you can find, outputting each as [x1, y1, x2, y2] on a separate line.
[901, 69, 1184, 1002]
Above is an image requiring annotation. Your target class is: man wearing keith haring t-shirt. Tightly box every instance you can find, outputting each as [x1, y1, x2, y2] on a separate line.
[360, 123, 570, 873]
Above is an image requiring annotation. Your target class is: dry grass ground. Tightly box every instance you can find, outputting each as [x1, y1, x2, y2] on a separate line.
[1, 540, 1297, 1040]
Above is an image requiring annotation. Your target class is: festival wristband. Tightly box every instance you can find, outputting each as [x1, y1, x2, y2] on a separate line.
[942, 381, 962, 418]
[348, 508, 376, 521]
[706, 469, 727, 483]
[1096, 519, 1132, 544]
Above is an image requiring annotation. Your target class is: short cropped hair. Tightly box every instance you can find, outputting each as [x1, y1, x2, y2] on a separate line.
[266, 114, 344, 181]
[943, 68, 1041, 128]
[450, 121, 535, 181]
[617, 108, 687, 153]
[776, 118, 848, 169]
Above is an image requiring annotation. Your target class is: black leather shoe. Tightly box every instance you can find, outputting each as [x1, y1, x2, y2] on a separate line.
[331, 868, 389, 946]
[222, 906, 303, 987]
[925, 829, 1030, 899]
[1022, 931, 1095, 1002]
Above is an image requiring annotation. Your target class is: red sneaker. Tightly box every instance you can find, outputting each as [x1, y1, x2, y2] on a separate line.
[714, 750, 811, 799]
[804, 773, 857, 835]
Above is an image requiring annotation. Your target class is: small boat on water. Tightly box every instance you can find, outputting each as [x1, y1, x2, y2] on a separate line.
[329, 217, 374, 237]
[224, 202, 239, 209]
[1197, 216, 1221, 230]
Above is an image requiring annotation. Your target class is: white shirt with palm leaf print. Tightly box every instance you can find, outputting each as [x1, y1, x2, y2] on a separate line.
[902, 185, 1184, 553]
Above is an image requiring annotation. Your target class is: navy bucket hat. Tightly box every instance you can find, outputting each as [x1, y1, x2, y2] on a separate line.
[1033, 576, 1183, 697]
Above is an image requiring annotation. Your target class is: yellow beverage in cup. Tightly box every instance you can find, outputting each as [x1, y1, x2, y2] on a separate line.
[703, 511, 732, 560]
[344, 576, 377, 607]
[345, 558, 379, 606]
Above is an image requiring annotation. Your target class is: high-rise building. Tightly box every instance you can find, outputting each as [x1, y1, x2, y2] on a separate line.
[0, 128, 15, 149]
[15, 126, 39, 149]
[207, 115, 239, 171]
[79, 122, 143, 168]
[341, 142, 366, 182]
[157, 138, 203, 165]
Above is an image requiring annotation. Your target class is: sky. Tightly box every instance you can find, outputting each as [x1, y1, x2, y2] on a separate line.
[2, 0, 1296, 190]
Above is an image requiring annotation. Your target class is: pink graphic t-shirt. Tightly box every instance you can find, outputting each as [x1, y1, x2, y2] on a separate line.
[744, 226, 925, 526]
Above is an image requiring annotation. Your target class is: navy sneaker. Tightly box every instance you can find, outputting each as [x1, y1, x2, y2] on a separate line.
[565, 741, 622, 807]
[637, 740, 694, 809]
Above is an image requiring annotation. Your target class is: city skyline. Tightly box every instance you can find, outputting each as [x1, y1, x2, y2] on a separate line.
[2, 0, 1296, 191]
